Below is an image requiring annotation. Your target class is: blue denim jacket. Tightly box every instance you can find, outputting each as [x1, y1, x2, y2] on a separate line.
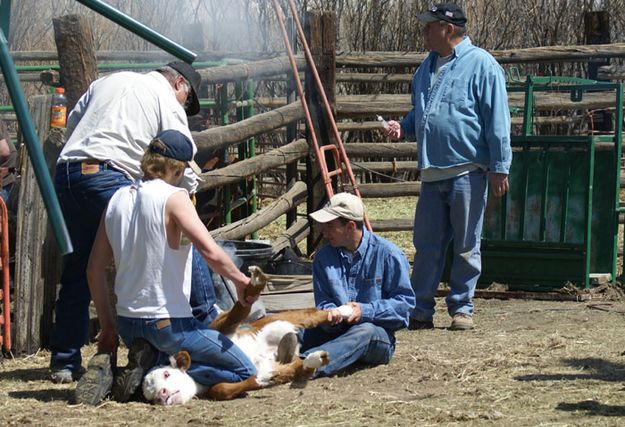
[400, 37, 512, 174]
[312, 229, 415, 331]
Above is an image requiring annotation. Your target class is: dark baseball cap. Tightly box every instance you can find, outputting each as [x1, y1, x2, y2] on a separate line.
[150, 129, 203, 176]
[167, 61, 201, 116]
[418, 3, 467, 27]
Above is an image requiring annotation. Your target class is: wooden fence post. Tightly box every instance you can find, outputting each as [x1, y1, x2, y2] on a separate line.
[286, 17, 299, 230]
[52, 14, 98, 110]
[304, 10, 336, 256]
[584, 10, 611, 132]
[13, 96, 63, 354]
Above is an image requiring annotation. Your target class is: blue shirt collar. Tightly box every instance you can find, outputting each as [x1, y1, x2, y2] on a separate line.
[428, 36, 472, 63]
[339, 228, 372, 260]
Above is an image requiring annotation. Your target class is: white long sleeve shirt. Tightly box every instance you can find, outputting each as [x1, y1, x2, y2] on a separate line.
[58, 71, 198, 193]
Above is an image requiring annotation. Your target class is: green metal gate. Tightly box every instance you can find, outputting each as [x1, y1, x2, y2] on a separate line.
[445, 76, 623, 290]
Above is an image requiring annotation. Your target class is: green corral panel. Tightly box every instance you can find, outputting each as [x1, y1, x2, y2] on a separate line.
[479, 136, 617, 290]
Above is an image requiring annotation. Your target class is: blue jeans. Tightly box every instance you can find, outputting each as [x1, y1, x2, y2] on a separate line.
[410, 170, 488, 322]
[117, 316, 256, 387]
[300, 323, 395, 377]
[50, 162, 218, 372]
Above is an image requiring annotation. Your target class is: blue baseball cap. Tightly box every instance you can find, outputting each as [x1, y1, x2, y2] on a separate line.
[150, 129, 203, 176]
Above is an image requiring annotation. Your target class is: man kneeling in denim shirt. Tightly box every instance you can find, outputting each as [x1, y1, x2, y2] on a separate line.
[300, 193, 415, 377]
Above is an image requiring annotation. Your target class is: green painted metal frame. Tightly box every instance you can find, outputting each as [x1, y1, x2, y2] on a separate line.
[478, 76, 623, 290]
[213, 80, 258, 234]
[0, 0, 10, 38]
[75, 0, 196, 63]
[219, 84, 232, 225]
[234, 80, 258, 239]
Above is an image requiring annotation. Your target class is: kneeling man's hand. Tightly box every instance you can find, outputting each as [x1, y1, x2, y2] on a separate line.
[346, 301, 362, 324]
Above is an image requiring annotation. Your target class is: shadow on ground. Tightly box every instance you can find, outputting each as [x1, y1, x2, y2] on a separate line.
[556, 400, 625, 417]
[0, 367, 50, 382]
[9, 388, 73, 402]
[515, 357, 625, 382]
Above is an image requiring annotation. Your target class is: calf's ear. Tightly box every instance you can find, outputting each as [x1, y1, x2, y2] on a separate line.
[173, 351, 192, 371]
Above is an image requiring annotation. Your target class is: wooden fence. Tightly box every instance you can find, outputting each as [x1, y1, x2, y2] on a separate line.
[9, 10, 625, 352]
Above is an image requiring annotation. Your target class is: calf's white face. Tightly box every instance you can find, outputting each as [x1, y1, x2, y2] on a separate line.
[143, 362, 198, 406]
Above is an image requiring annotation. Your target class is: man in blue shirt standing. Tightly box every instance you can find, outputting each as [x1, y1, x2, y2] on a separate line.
[301, 193, 415, 377]
[385, 3, 512, 330]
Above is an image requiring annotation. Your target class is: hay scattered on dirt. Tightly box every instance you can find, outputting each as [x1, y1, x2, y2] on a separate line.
[3, 298, 625, 426]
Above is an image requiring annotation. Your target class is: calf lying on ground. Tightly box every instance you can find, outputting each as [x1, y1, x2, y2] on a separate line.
[142, 266, 340, 405]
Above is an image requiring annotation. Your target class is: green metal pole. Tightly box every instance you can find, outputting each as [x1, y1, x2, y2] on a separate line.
[220, 84, 231, 225]
[75, 0, 196, 63]
[0, 29, 72, 254]
[0, 0, 11, 39]
[235, 81, 246, 222]
[614, 83, 623, 283]
[246, 79, 258, 240]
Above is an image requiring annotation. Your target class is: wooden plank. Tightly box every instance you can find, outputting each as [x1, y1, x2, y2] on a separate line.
[351, 160, 417, 173]
[370, 218, 413, 232]
[343, 142, 416, 158]
[9, 50, 264, 62]
[335, 92, 619, 118]
[262, 276, 313, 294]
[192, 102, 304, 156]
[197, 139, 308, 191]
[14, 95, 63, 354]
[335, 43, 625, 67]
[52, 14, 98, 110]
[199, 56, 306, 83]
[337, 72, 413, 83]
[261, 292, 315, 311]
[304, 10, 336, 256]
[347, 182, 421, 198]
[271, 218, 309, 254]
[211, 181, 307, 240]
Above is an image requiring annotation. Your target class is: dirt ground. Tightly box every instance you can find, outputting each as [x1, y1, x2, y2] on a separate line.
[2, 296, 625, 427]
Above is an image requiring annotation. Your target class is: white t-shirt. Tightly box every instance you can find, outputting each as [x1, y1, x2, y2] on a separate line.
[58, 71, 198, 193]
[105, 179, 193, 319]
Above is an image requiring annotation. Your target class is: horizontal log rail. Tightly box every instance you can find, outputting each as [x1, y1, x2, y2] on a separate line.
[336, 43, 625, 67]
[197, 138, 308, 191]
[336, 92, 619, 118]
[344, 142, 416, 157]
[211, 181, 306, 240]
[198, 56, 306, 83]
[192, 101, 304, 154]
[9, 49, 268, 62]
[271, 218, 309, 254]
[345, 182, 421, 198]
[336, 72, 413, 83]
[351, 160, 417, 173]
[370, 218, 414, 232]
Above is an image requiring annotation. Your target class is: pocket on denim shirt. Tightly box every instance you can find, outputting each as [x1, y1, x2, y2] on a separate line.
[358, 277, 382, 301]
[442, 77, 468, 107]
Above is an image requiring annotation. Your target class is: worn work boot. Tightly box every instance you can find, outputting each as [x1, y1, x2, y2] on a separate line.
[276, 332, 298, 364]
[449, 313, 474, 331]
[407, 318, 434, 330]
[75, 353, 114, 405]
[111, 338, 159, 403]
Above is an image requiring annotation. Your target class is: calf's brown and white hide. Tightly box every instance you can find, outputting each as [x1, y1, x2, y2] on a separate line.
[142, 266, 335, 405]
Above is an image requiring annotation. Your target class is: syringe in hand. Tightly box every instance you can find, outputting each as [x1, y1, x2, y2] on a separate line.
[377, 115, 389, 129]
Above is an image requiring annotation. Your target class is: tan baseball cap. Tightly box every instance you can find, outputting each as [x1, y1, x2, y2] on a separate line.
[309, 192, 365, 223]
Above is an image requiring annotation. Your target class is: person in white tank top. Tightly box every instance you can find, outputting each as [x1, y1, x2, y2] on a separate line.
[78, 130, 258, 405]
